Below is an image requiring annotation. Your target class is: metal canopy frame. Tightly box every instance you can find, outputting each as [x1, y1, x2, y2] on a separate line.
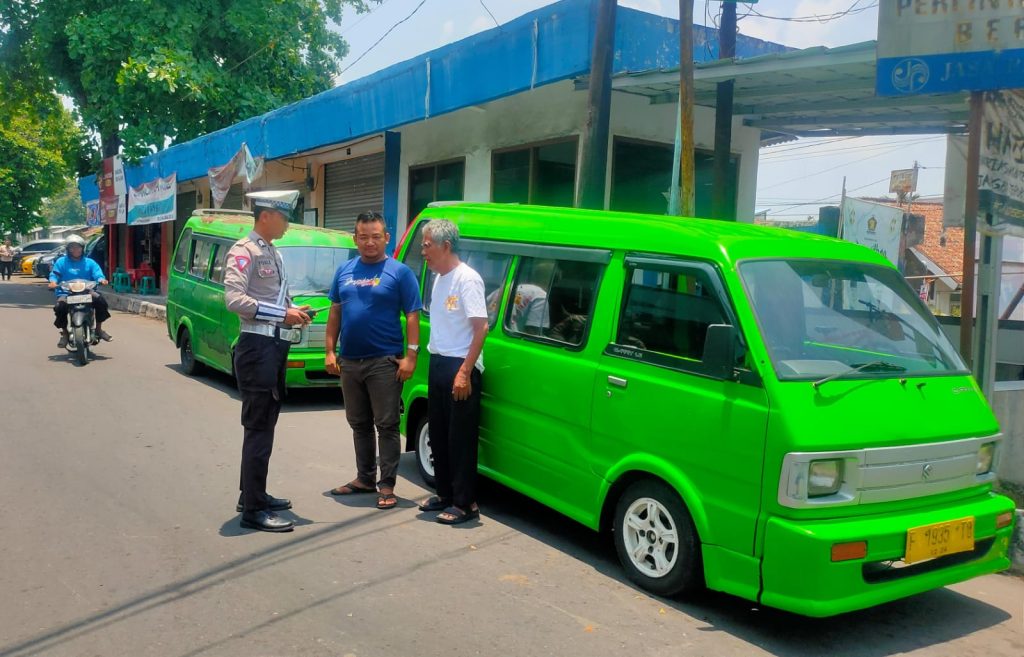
[599, 41, 971, 138]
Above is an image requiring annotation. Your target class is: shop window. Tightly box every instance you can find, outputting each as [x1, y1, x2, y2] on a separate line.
[503, 257, 603, 347]
[409, 160, 465, 220]
[492, 139, 578, 207]
[610, 138, 738, 219]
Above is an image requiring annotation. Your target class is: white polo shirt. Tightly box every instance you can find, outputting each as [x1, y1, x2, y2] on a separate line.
[427, 262, 488, 371]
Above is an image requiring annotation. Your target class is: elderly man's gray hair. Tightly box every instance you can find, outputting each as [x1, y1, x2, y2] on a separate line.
[423, 219, 460, 253]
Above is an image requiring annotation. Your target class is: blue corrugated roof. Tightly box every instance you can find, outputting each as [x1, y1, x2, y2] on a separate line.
[79, 0, 788, 202]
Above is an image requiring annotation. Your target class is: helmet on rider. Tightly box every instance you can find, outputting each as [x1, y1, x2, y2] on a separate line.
[65, 234, 87, 248]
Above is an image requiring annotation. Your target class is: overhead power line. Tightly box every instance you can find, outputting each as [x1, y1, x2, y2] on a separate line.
[338, 0, 429, 77]
[766, 174, 892, 216]
[743, 0, 877, 24]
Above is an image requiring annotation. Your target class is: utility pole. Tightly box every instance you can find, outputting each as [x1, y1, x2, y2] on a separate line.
[960, 92, 983, 365]
[576, 0, 617, 210]
[677, 0, 696, 216]
[712, 1, 737, 220]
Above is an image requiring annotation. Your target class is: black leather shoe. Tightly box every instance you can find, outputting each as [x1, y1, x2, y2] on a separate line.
[240, 510, 294, 532]
[236, 494, 292, 513]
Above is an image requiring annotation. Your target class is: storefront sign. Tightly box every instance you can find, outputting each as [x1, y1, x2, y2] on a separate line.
[128, 174, 177, 226]
[842, 197, 905, 265]
[208, 143, 264, 208]
[877, 1, 1024, 95]
[978, 90, 1024, 227]
[889, 168, 918, 195]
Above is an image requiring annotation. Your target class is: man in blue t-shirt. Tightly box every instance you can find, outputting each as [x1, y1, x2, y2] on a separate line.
[325, 211, 422, 510]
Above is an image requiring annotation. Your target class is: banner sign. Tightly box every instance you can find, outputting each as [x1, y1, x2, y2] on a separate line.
[841, 197, 905, 265]
[127, 173, 177, 226]
[877, 1, 1024, 95]
[99, 156, 127, 225]
[208, 143, 264, 208]
[85, 200, 101, 227]
[978, 90, 1024, 228]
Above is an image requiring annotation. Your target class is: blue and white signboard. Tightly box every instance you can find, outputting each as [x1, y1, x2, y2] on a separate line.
[877, 2, 1024, 96]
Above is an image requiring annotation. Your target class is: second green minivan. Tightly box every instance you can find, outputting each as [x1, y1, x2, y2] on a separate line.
[166, 209, 356, 388]
[395, 202, 1015, 618]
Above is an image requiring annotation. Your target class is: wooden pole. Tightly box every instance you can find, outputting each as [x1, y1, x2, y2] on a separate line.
[712, 1, 736, 220]
[678, 0, 696, 217]
[576, 0, 617, 210]
[960, 91, 983, 365]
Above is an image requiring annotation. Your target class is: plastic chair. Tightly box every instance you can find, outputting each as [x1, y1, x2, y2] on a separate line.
[138, 276, 157, 295]
[112, 270, 132, 293]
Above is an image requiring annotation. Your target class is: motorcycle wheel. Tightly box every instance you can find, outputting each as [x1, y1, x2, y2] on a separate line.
[73, 325, 89, 365]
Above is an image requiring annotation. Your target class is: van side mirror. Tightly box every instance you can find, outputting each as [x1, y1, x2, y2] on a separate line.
[703, 324, 736, 380]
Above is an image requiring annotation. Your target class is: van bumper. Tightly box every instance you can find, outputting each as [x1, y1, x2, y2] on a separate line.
[760, 492, 1015, 617]
[283, 352, 340, 388]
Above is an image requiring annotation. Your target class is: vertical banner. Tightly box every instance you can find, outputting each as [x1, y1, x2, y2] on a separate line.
[85, 200, 101, 227]
[128, 174, 177, 226]
[99, 156, 127, 224]
[841, 197, 905, 266]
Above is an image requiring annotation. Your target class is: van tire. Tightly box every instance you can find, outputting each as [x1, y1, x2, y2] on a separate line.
[413, 415, 436, 489]
[613, 479, 703, 597]
[179, 329, 204, 375]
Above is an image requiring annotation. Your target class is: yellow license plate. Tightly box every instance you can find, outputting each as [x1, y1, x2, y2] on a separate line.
[905, 517, 975, 565]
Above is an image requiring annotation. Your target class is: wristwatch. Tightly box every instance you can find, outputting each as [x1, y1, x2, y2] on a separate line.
[407, 344, 420, 353]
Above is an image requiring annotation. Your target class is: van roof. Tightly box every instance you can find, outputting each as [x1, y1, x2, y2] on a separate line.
[416, 204, 892, 269]
[184, 211, 355, 247]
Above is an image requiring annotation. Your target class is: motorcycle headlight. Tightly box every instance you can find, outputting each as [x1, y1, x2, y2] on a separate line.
[69, 281, 86, 293]
[808, 459, 844, 497]
[976, 442, 996, 475]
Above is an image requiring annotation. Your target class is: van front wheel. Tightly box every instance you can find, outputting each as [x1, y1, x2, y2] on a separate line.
[179, 329, 204, 376]
[613, 479, 703, 597]
[413, 415, 436, 489]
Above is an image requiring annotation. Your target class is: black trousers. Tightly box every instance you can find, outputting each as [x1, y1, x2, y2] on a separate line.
[234, 332, 290, 513]
[0, 261, 12, 279]
[53, 293, 111, 329]
[428, 355, 482, 509]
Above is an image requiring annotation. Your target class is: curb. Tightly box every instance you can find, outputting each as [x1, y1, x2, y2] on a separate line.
[105, 292, 166, 322]
[1012, 509, 1024, 574]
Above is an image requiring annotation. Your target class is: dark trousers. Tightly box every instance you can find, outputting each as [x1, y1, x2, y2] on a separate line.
[0, 261, 11, 279]
[428, 355, 482, 508]
[340, 355, 403, 489]
[234, 332, 290, 512]
[53, 293, 111, 329]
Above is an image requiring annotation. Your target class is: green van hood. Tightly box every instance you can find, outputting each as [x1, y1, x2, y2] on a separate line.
[769, 374, 999, 451]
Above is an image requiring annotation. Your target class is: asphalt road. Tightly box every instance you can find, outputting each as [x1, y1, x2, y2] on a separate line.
[1, 275, 1022, 657]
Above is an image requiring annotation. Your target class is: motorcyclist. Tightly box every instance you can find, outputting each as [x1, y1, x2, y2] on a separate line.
[47, 234, 112, 347]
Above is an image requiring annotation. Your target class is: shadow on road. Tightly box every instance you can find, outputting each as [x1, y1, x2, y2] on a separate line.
[163, 362, 342, 412]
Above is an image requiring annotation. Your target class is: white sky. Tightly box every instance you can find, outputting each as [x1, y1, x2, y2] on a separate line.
[331, 0, 942, 220]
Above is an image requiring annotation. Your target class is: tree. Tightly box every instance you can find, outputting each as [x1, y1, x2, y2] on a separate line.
[1, 0, 376, 161]
[40, 178, 86, 227]
[0, 100, 84, 238]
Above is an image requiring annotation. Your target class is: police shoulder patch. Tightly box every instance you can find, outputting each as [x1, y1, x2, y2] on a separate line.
[235, 255, 251, 271]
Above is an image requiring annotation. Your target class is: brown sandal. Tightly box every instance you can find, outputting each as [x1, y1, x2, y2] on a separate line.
[330, 481, 375, 495]
[376, 493, 397, 510]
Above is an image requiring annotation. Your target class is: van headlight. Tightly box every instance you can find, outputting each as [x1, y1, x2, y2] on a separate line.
[808, 459, 844, 497]
[976, 442, 996, 475]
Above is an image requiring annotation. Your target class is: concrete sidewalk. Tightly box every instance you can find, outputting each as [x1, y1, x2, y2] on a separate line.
[105, 290, 167, 322]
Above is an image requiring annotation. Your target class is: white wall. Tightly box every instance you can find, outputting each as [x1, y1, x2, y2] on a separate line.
[395, 79, 763, 234]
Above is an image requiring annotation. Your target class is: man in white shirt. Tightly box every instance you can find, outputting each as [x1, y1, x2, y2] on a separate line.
[416, 219, 488, 525]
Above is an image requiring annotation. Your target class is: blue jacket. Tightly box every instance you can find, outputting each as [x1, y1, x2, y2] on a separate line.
[49, 255, 105, 296]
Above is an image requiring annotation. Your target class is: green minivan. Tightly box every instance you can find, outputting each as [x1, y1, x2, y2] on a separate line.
[395, 203, 1015, 618]
[167, 209, 355, 388]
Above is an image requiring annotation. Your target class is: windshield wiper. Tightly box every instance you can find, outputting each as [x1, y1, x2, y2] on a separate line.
[812, 360, 907, 389]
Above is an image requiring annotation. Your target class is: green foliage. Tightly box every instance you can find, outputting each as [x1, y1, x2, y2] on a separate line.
[2, 0, 375, 161]
[0, 102, 84, 236]
[40, 178, 86, 227]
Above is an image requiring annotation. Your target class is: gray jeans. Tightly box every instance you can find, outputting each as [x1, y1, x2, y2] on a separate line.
[340, 355, 403, 489]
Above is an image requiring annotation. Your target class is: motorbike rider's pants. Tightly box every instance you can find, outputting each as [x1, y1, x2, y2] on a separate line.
[234, 332, 290, 513]
[53, 293, 111, 329]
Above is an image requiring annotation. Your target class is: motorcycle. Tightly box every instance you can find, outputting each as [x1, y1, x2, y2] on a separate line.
[59, 279, 99, 365]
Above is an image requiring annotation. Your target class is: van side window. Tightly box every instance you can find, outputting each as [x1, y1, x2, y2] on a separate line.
[189, 239, 214, 279]
[400, 222, 426, 285]
[423, 248, 512, 328]
[209, 242, 230, 284]
[613, 265, 727, 364]
[504, 257, 603, 347]
[173, 229, 193, 273]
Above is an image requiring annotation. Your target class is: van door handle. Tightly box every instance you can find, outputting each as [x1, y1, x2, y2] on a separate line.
[607, 375, 628, 388]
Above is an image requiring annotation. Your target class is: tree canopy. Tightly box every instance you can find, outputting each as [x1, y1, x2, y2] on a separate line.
[1, 0, 375, 161]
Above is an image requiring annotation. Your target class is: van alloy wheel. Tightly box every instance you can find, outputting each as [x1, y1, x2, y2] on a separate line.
[613, 479, 703, 597]
[414, 416, 436, 488]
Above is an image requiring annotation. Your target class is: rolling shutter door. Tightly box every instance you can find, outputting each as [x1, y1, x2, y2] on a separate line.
[323, 152, 385, 232]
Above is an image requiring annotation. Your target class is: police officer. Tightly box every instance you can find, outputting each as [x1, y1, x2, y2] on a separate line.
[224, 190, 311, 532]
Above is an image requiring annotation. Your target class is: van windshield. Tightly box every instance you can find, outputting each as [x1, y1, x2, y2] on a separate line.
[739, 259, 967, 380]
[279, 246, 356, 296]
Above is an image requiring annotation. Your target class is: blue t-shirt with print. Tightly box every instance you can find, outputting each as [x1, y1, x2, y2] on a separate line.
[328, 256, 422, 359]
